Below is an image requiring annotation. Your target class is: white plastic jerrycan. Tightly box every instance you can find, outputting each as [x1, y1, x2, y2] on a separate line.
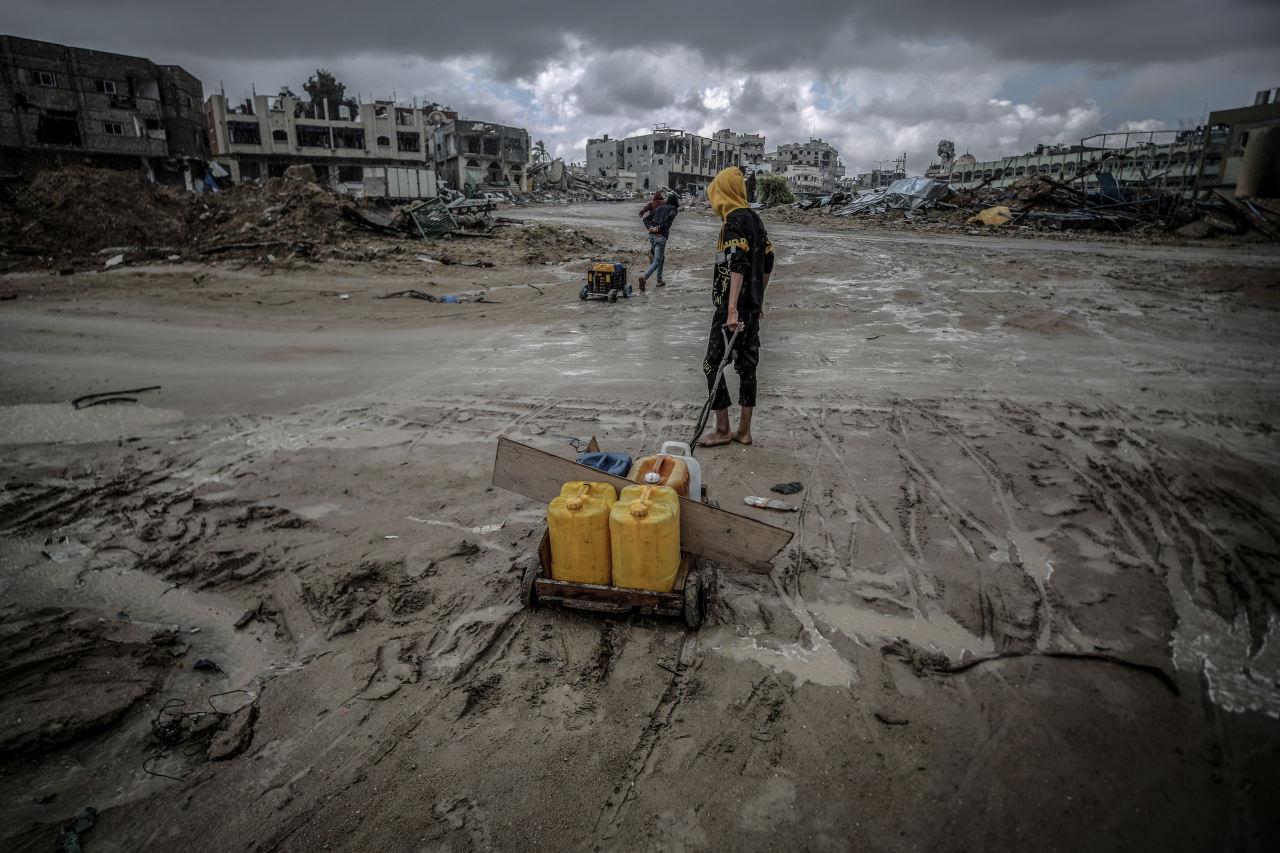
[659, 441, 702, 503]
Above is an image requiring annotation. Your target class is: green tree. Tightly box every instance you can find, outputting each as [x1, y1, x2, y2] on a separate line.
[758, 174, 795, 207]
[532, 139, 549, 163]
[303, 69, 357, 118]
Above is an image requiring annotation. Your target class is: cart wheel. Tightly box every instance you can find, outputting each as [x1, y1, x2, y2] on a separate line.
[579, 285, 589, 301]
[624, 284, 633, 299]
[609, 290, 618, 303]
[683, 569, 705, 630]
[520, 561, 539, 609]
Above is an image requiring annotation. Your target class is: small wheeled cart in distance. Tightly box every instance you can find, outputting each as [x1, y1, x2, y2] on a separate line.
[579, 262, 632, 304]
[520, 530, 708, 630]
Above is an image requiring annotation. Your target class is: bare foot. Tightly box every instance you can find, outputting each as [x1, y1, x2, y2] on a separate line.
[732, 432, 753, 445]
[700, 431, 734, 447]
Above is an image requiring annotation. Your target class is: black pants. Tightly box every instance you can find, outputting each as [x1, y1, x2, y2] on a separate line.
[703, 310, 760, 410]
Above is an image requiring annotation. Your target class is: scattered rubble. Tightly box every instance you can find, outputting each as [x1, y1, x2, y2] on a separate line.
[0, 166, 620, 270]
[526, 158, 633, 203]
[764, 170, 1280, 241]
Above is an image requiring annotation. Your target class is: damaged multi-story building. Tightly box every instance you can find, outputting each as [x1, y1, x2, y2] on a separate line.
[713, 128, 766, 165]
[936, 88, 1280, 199]
[939, 139, 1201, 193]
[206, 92, 445, 189]
[207, 92, 530, 195]
[0, 34, 207, 177]
[586, 126, 740, 194]
[767, 137, 846, 194]
[425, 118, 530, 192]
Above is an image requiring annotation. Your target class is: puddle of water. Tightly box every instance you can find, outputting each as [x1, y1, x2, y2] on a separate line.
[709, 625, 857, 689]
[294, 502, 343, 520]
[1172, 596, 1280, 719]
[810, 601, 993, 661]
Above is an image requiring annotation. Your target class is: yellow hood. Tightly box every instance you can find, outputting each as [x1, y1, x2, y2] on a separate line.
[708, 167, 749, 220]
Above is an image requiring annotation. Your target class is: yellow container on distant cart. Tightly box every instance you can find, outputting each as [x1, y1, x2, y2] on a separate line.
[610, 484, 680, 592]
[547, 482, 616, 585]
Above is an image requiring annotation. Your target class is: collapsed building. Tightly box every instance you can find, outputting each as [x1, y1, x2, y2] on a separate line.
[426, 118, 530, 193]
[934, 88, 1280, 199]
[586, 126, 741, 194]
[0, 34, 208, 178]
[854, 154, 907, 189]
[1196, 87, 1280, 199]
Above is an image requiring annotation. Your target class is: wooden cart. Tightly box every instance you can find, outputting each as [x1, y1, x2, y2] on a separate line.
[495, 436, 796, 632]
[520, 530, 708, 629]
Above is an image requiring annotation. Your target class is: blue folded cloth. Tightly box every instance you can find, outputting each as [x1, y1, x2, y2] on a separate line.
[576, 452, 632, 477]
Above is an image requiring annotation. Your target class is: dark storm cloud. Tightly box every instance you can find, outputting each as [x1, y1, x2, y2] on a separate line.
[5, 0, 1278, 78]
[570, 55, 677, 115]
[4, 1, 1277, 177]
[736, 78, 800, 120]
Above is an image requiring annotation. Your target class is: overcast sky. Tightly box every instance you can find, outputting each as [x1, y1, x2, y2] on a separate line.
[5, 1, 1279, 173]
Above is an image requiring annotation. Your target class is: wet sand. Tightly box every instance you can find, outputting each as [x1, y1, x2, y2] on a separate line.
[2, 203, 1279, 851]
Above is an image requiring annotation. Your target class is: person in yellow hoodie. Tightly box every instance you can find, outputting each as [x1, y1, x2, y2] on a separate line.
[700, 166, 774, 447]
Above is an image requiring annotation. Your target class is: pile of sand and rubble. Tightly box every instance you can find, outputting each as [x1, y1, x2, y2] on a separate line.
[0, 166, 393, 266]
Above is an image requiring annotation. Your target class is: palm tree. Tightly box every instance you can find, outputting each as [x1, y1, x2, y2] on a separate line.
[533, 139, 549, 164]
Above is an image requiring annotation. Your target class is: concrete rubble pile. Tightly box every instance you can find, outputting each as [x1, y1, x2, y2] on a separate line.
[525, 158, 632, 203]
[0, 165, 622, 271]
[778, 169, 1279, 240]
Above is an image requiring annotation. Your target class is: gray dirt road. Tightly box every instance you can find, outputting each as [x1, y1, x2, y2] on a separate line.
[2, 203, 1279, 851]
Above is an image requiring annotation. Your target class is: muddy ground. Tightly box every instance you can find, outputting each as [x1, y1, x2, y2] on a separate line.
[2, 202, 1279, 852]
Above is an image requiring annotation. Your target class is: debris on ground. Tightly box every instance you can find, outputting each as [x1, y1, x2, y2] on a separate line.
[71, 385, 162, 410]
[147, 691, 259, 773]
[0, 166, 621, 270]
[378, 290, 446, 302]
[525, 158, 633, 202]
[752, 169, 1280, 241]
[743, 496, 800, 511]
[968, 205, 1014, 226]
[771, 482, 804, 495]
[54, 806, 97, 853]
[206, 702, 259, 761]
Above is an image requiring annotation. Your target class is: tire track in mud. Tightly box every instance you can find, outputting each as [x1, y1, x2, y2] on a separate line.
[897, 401, 1054, 650]
[592, 633, 700, 843]
[993, 399, 1280, 716]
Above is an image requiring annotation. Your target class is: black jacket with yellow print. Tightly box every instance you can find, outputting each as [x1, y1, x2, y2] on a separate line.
[713, 208, 774, 313]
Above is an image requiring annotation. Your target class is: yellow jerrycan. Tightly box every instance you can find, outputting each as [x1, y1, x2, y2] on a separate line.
[610, 484, 681, 592]
[559, 481, 618, 503]
[547, 482, 616, 585]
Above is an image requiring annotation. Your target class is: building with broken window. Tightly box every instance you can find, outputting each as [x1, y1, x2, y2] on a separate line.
[944, 135, 1207, 196]
[586, 127, 740, 195]
[769, 138, 845, 185]
[426, 119, 530, 193]
[0, 35, 208, 175]
[205, 92, 448, 188]
[713, 128, 766, 164]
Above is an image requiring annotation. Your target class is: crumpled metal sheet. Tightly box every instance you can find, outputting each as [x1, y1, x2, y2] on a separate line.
[833, 177, 950, 216]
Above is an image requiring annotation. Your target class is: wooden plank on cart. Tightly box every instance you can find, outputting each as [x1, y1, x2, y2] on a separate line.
[493, 436, 792, 572]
